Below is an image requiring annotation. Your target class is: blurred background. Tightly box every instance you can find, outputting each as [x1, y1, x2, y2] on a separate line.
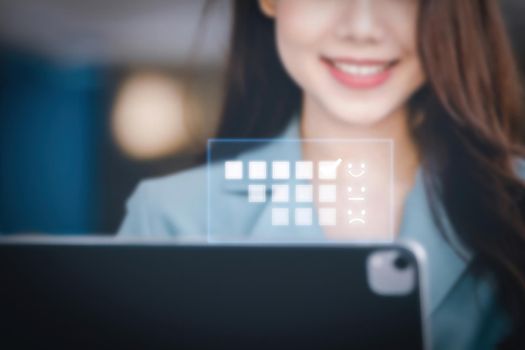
[0, 0, 524, 235]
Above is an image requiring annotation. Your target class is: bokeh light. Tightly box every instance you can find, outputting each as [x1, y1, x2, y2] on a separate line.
[111, 71, 189, 160]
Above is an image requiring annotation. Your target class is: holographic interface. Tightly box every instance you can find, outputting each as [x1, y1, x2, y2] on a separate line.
[208, 139, 393, 242]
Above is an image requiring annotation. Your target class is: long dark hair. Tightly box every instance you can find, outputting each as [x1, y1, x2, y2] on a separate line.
[216, 1, 525, 346]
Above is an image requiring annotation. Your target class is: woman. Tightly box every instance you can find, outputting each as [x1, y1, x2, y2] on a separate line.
[119, 0, 525, 348]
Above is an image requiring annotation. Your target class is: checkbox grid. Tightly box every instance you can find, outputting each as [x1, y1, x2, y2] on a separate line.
[318, 208, 336, 226]
[319, 184, 337, 203]
[272, 184, 289, 203]
[249, 161, 267, 180]
[248, 184, 266, 203]
[295, 208, 312, 226]
[272, 207, 289, 226]
[318, 161, 339, 180]
[224, 161, 243, 180]
[272, 161, 290, 180]
[295, 184, 313, 203]
[241, 160, 341, 228]
[295, 161, 313, 179]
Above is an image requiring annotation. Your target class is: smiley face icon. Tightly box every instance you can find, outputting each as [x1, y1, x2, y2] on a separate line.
[347, 162, 366, 178]
[348, 209, 366, 225]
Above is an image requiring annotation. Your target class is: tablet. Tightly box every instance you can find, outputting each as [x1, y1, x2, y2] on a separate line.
[0, 237, 427, 349]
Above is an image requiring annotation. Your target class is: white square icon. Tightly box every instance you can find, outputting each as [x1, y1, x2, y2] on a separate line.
[319, 184, 337, 203]
[318, 159, 342, 180]
[224, 161, 243, 180]
[295, 184, 313, 203]
[272, 184, 289, 203]
[272, 208, 289, 226]
[318, 208, 336, 226]
[249, 161, 267, 180]
[248, 184, 266, 203]
[272, 161, 290, 180]
[295, 161, 313, 179]
[295, 208, 312, 226]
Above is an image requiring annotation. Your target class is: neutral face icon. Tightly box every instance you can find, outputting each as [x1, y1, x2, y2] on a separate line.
[347, 186, 366, 201]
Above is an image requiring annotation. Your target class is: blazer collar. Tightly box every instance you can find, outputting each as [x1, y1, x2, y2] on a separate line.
[398, 169, 471, 317]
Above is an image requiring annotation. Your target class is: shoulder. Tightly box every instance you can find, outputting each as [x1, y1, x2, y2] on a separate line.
[117, 164, 211, 238]
[117, 124, 302, 238]
[117, 156, 256, 238]
[137, 165, 209, 205]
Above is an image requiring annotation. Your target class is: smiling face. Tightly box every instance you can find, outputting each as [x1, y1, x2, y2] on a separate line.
[347, 162, 366, 178]
[260, 0, 426, 125]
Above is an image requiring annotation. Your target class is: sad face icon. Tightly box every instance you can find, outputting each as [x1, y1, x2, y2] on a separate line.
[348, 209, 366, 225]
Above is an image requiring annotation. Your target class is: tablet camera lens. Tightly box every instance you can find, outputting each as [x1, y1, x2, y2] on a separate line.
[394, 255, 410, 270]
[367, 250, 416, 296]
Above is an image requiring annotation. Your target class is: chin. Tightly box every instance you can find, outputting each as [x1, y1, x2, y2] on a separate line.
[336, 114, 389, 127]
[328, 103, 397, 128]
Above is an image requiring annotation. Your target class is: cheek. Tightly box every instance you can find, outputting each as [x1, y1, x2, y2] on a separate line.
[387, 14, 426, 95]
[274, 1, 335, 94]
[381, 2, 423, 81]
[276, 0, 335, 44]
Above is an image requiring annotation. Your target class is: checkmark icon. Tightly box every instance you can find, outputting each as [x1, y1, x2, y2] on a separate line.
[319, 158, 342, 180]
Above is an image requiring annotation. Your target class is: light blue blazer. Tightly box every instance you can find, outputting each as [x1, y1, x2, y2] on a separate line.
[119, 119, 521, 349]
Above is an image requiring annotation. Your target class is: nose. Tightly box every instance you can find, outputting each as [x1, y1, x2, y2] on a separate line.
[334, 0, 383, 44]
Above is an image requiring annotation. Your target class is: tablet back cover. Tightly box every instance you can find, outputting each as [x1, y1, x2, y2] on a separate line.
[0, 242, 426, 349]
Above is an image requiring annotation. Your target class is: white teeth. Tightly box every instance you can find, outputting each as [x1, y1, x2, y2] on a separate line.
[333, 62, 388, 76]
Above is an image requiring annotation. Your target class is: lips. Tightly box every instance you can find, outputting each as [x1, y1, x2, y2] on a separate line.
[322, 57, 398, 89]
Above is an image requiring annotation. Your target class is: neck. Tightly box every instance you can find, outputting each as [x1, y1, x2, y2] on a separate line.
[300, 95, 420, 187]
